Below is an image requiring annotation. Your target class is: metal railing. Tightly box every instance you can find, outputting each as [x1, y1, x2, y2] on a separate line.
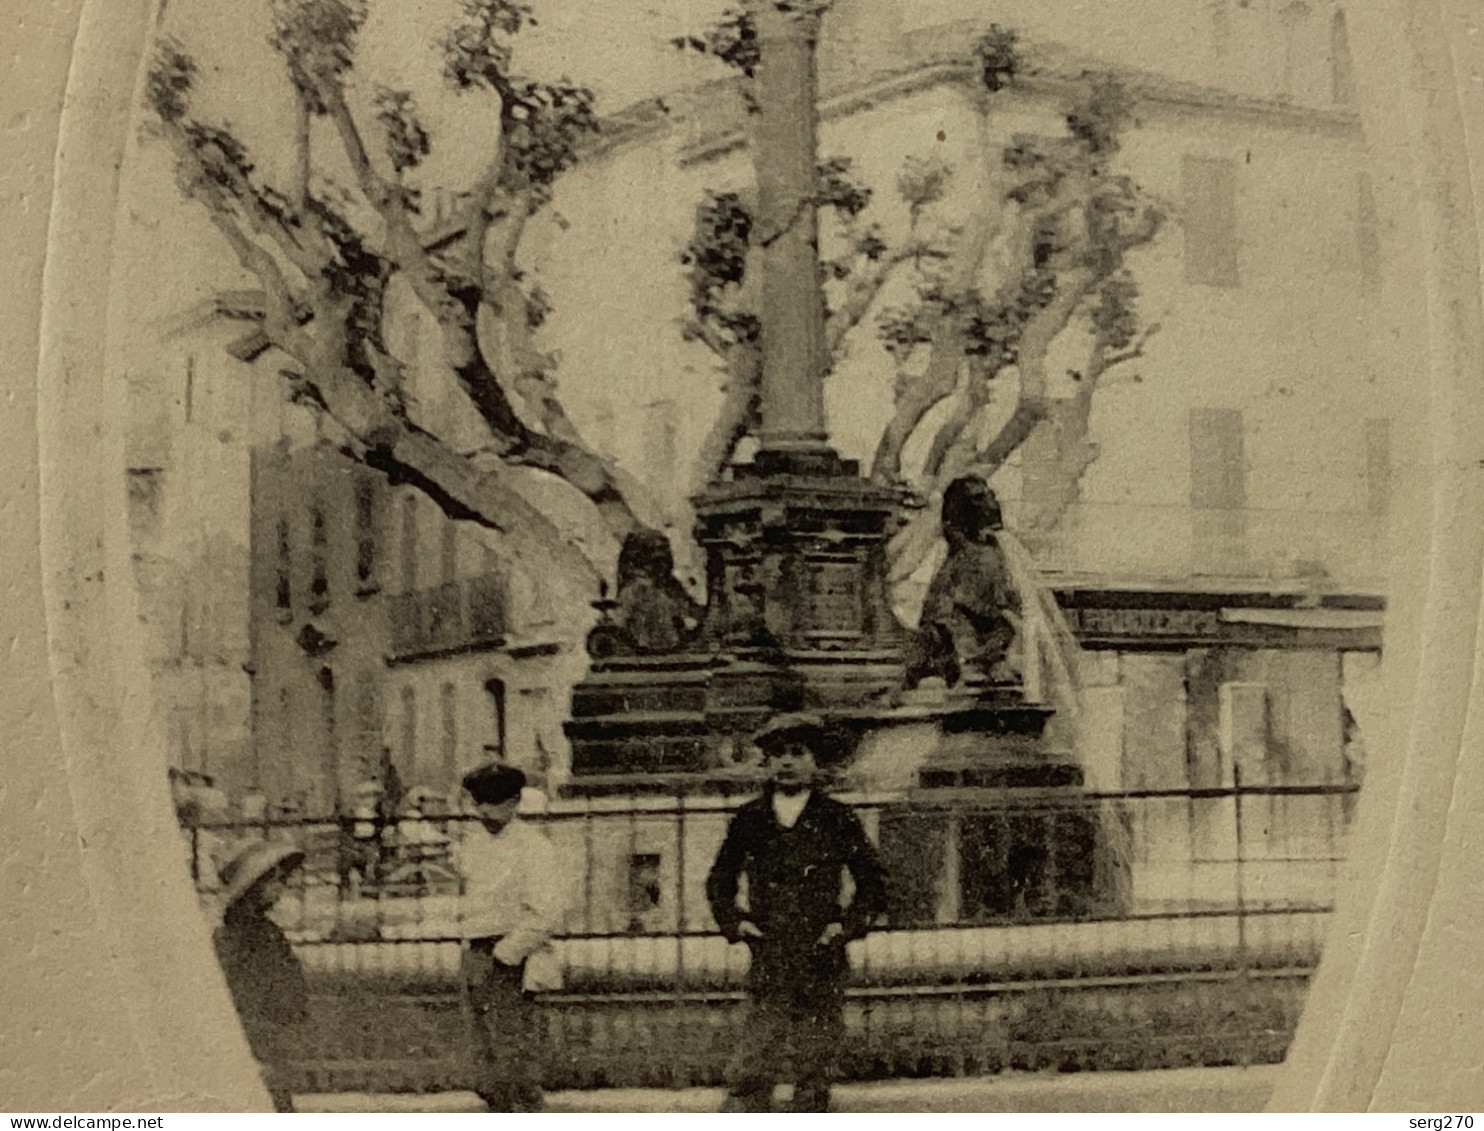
[189, 779, 1358, 1092]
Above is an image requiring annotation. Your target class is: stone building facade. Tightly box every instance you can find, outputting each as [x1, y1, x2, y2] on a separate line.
[245, 443, 587, 817]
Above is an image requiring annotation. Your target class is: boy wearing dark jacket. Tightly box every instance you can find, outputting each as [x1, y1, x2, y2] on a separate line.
[706, 713, 888, 1112]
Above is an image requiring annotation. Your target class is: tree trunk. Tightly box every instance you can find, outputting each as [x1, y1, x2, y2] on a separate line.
[691, 346, 762, 493]
[1015, 394, 1098, 553]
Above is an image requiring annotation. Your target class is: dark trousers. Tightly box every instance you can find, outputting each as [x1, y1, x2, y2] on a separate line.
[722, 998, 845, 1113]
[463, 943, 543, 1112]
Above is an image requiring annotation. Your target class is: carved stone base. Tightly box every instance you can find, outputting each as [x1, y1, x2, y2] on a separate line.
[566, 447, 915, 784]
[692, 449, 913, 653]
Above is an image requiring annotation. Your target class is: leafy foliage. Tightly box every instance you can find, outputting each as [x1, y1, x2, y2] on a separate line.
[975, 25, 1022, 93]
[442, 0, 536, 91]
[306, 191, 393, 369]
[524, 284, 553, 330]
[1065, 76, 1134, 156]
[439, 0, 598, 198]
[146, 0, 649, 567]
[816, 156, 871, 219]
[897, 156, 953, 215]
[683, 156, 884, 353]
[1086, 270, 1140, 351]
[682, 191, 759, 349]
[374, 89, 431, 174]
[876, 300, 944, 362]
[771, 0, 835, 17]
[855, 228, 890, 262]
[1003, 135, 1072, 207]
[671, 9, 760, 80]
[270, 0, 368, 111]
[498, 79, 600, 196]
[179, 121, 259, 197]
[870, 65, 1163, 519]
[147, 39, 197, 124]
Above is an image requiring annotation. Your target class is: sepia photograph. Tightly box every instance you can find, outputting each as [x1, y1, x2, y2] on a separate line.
[4, 0, 1483, 1115]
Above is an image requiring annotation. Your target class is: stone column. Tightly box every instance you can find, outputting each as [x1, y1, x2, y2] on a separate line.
[753, 1, 829, 452]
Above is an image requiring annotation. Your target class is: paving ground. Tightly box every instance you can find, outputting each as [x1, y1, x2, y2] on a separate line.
[297, 1064, 1281, 1114]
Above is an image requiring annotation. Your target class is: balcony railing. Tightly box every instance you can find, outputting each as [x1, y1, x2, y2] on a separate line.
[388, 575, 508, 660]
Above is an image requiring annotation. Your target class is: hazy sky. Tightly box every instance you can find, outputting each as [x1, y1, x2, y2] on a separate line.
[112, 0, 736, 339]
[110, 0, 1307, 337]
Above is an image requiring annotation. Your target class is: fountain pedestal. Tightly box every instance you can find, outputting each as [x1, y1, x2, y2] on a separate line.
[560, 2, 1124, 920]
[869, 682, 1130, 926]
[565, 448, 911, 790]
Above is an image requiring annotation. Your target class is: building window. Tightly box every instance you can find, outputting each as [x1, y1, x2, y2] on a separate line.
[1190, 408, 1246, 510]
[400, 494, 418, 594]
[440, 519, 459, 586]
[627, 853, 663, 933]
[309, 498, 329, 614]
[484, 678, 507, 761]
[1365, 418, 1391, 516]
[401, 686, 417, 782]
[1357, 172, 1381, 287]
[1182, 156, 1240, 288]
[440, 682, 458, 791]
[1277, 1, 1310, 102]
[354, 672, 379, 781]
[126, 467, 163, 531]
[354, 476, 378, 595]
[1331, 10, 1356, 104]
[1209, 0, 1231, 60]
[468, 572, 508, 643]
[275, 516, 292, 616]
[1189, 407, 1247, 572]
[272, 685, 291, 802]
[318, 665, 337, 815]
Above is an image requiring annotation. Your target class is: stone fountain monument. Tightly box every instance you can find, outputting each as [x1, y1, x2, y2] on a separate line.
[563, 1, 1126, 924]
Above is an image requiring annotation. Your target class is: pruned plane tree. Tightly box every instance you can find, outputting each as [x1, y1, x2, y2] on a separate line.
[148, 0, 1165, 600]
[677, 13, 1166, 586]
[147, 0, 640, 581]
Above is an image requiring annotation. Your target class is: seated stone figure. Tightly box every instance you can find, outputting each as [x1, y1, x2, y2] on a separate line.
[598, 528, 704, 655]
[905, 476, 1022, 689]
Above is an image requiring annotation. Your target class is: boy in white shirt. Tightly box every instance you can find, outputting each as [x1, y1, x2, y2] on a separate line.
[457, 762, 573, 1112]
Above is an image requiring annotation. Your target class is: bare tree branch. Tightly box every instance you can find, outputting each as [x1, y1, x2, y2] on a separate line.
[825, 245, 915, 356]
[691, 347, 763, 493]
[319, 82, 456, 322]
[199, 209, 316, 364]
[869, 338, 964, 484]
[919, 354, 993, 481]
[686, 320, 740, 362]
[869, 215, 995, 483]
[970, 262, 1096, 472]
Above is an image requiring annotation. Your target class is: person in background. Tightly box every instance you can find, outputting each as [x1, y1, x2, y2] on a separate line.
[212, 841, 310, 1113]
[168, 767, 227, 893]
[343, 777, 384, 895]
[456, 762, 576, 1112]
[706, 713, 889, 1112]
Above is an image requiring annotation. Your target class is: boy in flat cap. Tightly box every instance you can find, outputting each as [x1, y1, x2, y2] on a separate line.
[705, 713, 889, 1112]
[456, 761, 574, 1112]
